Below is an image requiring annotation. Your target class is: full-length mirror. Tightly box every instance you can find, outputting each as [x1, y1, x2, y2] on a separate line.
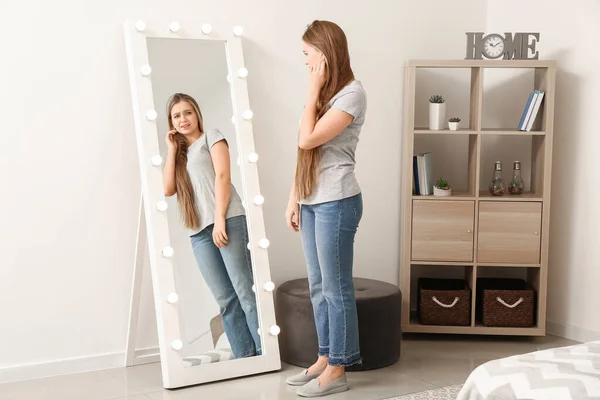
[124, 21, 280, 389]
[147, 37, 261, 367]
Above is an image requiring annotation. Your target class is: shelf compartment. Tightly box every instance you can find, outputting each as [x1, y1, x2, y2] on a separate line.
[411, 201, 475, 262]
[477, 202, 542, 265]
[413, 134, 479, 196]
[475, 267, 542, 329]
[479, 135, 548, 198]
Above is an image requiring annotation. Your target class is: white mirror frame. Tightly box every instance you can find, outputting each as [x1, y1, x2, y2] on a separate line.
[123, 20, 280, 389]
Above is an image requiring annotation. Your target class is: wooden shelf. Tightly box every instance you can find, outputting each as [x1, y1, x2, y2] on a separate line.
[408, 60, 556, 68]
[477, 263, 541, 268]
[411, 261, 474, 267]
[404, 318, 544, 336]
[414, 129, 545, 136]
[401, 59, 555, 336]
[478, 192, 543, 201]
[412, 192, 475, 201]
[480, 128, 546, 136]
[414, 128, 476, 135]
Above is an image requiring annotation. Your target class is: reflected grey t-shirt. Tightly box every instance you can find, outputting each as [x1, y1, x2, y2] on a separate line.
[184, 128, 245, 236]
[299, 80, 367, 205]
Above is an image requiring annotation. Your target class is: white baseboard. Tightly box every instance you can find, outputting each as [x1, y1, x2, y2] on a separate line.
[0, 347, 160, 384]
[547, 321, 600, 343]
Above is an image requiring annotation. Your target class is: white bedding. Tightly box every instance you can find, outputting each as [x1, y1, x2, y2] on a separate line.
[457, 341, 600, 400]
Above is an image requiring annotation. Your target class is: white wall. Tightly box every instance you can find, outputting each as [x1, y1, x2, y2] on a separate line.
[0, 0, 487, 382]
[485, 0, 600, 342]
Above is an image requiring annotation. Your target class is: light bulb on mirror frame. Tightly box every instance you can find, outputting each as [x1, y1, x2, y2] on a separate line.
[162, 246, 174, 258]
[201, 23, 212, 35]
[233, 26, 244, 37]
[257, 328, 261, 336]
[247, 242, 251, 251]
[226, 74, 231, 84]
[146, 110, 157, 121]
[254, 195, 265, 205]
[169, 21, 180, 33]
[252, 284, 256, 293]
[134, 20, 146, 32]
[238, 67, 248, 78]
[231, 116, 237, 125]
[156, 201, 168, 212]
[269, 325, 281, 336]
[242, 109, 254, 120]
[264, 281, 275, 292]
[167, 293, 179, 304]
[171, 339, 183, 350]
[151, 155, 163, 166]
[140, 65, 152, 76]
[259, 238, 270, 249]
[236, 157, 240, 166]
[248, 153, 259, 163]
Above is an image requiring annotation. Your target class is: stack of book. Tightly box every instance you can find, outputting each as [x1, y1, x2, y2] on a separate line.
[412, 152, 434, 195]
[518, 90, 545, 131]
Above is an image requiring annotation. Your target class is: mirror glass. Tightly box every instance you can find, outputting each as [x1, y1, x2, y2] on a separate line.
[146, 37, 262, 367]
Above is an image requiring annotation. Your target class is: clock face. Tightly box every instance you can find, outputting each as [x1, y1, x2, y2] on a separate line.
[483, 34, 505, 59]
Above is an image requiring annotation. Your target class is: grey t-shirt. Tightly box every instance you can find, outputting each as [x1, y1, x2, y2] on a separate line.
[184, 128, 245, 236]
[299, 80, 367, 205]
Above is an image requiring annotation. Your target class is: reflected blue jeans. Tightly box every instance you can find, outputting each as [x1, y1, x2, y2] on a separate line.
[190, 215, 261, 358]
[300, 193, 363, 367]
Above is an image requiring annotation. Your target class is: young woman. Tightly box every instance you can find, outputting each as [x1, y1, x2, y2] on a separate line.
[284, 21, 367, 397]
[163, 93, 261, 359]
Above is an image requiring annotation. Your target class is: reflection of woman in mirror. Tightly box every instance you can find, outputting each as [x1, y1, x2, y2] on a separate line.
[284, 20, 367, 396]
[162, 93, 261, 359]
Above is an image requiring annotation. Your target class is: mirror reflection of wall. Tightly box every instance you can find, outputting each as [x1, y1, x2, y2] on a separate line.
[146, 38, 260, 366]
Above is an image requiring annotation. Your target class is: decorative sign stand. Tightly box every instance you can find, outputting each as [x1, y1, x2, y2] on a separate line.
[465, 32, 540, 60]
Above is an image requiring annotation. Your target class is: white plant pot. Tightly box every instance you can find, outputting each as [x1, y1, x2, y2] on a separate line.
[434, 186, 452, 197]
[448, 121, 460, 131]
[429, 103, 446, 130]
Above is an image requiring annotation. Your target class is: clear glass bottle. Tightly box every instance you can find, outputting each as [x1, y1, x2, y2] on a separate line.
[489, 161, 506, 196]
[508, 160, 525, 195]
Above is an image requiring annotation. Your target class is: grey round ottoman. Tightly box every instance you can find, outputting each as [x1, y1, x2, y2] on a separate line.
[275, 277, 402, 371]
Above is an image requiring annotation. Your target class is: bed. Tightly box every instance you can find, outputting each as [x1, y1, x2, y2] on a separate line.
[457, 341, 600, 399]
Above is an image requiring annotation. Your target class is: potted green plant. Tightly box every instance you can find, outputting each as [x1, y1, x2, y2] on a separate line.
[429, 95, 446, 130]
[448, 117, 461, 131]
[433, 177, 452, 196]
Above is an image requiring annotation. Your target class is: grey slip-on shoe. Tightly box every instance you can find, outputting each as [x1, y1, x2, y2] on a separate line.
[285, 369, 324, 386]
[296, 375, 348, 397]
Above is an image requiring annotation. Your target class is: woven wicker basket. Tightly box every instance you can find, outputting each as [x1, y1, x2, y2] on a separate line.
[418, 278, 471, 326]
[476, 278, 536, 327]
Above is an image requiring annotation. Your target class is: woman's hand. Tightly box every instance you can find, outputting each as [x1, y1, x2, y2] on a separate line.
[166, 129, 178, 152]
[285, 201, 300, 232]
[307, 60, 326, 101]
[213, 218, 229, 248]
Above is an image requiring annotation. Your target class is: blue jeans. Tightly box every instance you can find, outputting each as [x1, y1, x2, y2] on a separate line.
[190, 215, 261, 358]
[300, 193, 363, 367]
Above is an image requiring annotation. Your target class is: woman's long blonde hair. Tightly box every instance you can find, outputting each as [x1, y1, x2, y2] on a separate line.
[167, 93, 204, 230]
[295, 20, 355, 201]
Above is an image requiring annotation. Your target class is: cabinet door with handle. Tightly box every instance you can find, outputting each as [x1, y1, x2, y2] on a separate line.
[411, 200, 475, 262]
[477, 202, 542, 264]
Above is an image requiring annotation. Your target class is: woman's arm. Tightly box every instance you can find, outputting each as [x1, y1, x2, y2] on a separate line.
[163, 131, 178, 196]
[210, 140, 231, 247]
[298, 62, 354, 150]
[298, 105, 354, 150]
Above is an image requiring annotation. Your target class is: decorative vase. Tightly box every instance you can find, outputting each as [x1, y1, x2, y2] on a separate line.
[448, 121, 460, 131]
[429, 103, 446, 130]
